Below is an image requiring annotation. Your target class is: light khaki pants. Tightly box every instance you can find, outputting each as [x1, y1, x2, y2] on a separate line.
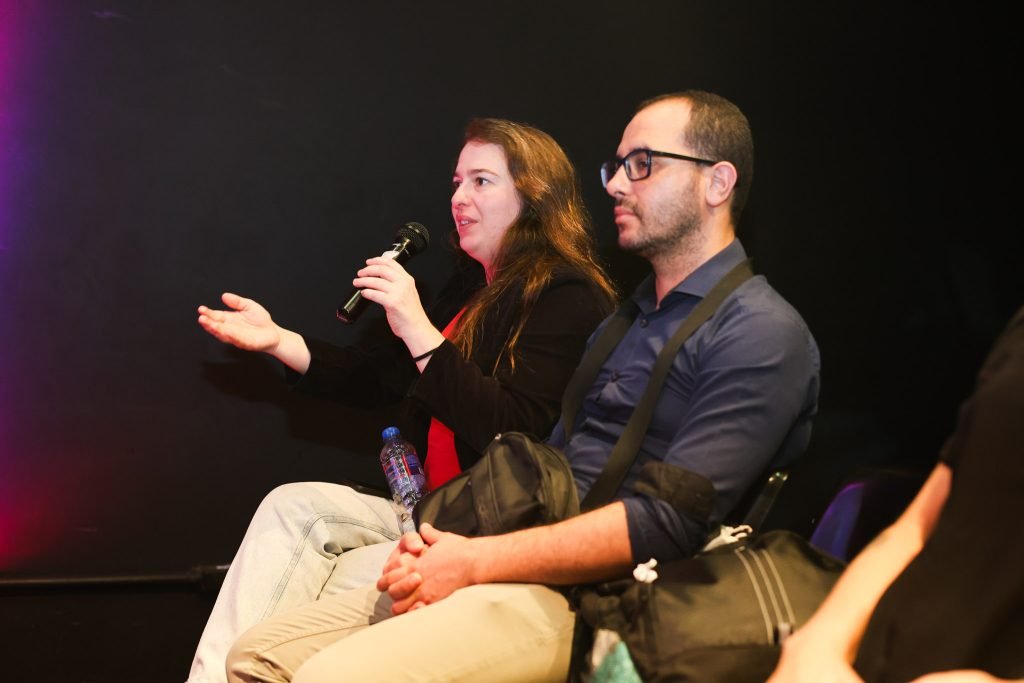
[227, 581, 575, 683]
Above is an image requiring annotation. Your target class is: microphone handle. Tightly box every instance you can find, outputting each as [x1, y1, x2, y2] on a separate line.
[336, 237, 416, 323]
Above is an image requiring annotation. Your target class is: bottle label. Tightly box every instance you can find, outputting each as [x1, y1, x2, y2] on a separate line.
[402, 452, 423, 477]
[383, 455, 424, 510]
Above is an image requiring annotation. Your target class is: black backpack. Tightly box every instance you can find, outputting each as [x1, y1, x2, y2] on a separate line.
[413, 431, 578, 537]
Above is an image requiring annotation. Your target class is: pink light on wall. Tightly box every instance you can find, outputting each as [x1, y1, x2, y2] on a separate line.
[0, 474, 64, 571]
[1, 0, 40, 572]
[1, 4, 115, 575]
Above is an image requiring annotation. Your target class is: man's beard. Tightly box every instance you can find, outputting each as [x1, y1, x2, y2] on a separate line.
[618, 194, 702, 259]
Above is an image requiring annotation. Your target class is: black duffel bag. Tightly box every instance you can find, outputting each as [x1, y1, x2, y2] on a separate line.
[570, 530, 846, 683]
[413, 431, 579, 537]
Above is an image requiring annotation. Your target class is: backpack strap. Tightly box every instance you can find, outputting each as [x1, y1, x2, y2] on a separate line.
[580, 259, 754, 510]
[559, 303, 639, 440]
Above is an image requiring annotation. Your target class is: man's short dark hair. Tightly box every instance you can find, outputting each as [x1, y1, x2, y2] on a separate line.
[639, 91, 754, 224]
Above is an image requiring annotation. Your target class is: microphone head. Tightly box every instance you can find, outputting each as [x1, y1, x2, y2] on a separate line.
[396, 221, 430, 256]
[338, 221, 431, 324]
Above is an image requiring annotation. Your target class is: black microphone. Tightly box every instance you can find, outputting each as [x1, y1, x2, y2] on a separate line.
[336, 222, 431, 323]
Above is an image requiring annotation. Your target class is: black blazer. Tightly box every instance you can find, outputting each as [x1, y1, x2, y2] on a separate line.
[293, 264, 613, 472]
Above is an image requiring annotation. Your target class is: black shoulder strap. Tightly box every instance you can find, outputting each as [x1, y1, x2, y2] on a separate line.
[559, 303, 639, 439]
[579, 259, 755, 510]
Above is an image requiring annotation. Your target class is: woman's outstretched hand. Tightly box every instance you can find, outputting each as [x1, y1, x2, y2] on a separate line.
[198, 293, 281, 352]
[198, 293, 312, 373]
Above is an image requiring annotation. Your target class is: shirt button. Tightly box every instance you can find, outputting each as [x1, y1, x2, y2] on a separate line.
[610, 370, 620, 382]
[639, 317, 649, 328]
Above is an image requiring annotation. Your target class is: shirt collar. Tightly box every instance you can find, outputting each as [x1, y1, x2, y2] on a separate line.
[630, 239, 748, 310]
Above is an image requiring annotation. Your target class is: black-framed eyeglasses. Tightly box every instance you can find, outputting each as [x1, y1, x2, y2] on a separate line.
[600, 149, 717, 188]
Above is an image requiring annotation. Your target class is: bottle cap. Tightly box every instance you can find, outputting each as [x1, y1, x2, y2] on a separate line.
[381, 426, 400, 440]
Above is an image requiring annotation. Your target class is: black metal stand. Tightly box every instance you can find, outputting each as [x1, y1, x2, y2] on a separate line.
[0, 563, 230, 591]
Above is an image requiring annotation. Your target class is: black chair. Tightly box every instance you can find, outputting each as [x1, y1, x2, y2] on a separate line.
[740, 470, 789, 529]
[721, 469, 790, 533]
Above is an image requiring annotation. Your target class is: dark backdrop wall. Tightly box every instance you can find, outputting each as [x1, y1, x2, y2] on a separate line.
[0, 2, 1016, 577]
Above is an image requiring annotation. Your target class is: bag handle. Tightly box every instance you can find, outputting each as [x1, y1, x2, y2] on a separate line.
[578, 259, 754, 510]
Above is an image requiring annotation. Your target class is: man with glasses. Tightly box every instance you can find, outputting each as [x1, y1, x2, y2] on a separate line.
[226, 91, 820, 683]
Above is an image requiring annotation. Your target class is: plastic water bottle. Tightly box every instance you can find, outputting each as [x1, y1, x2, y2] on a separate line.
[379, 426, 426, 529]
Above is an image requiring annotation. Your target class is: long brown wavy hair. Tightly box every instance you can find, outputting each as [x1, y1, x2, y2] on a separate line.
[449, 118, 617, 371]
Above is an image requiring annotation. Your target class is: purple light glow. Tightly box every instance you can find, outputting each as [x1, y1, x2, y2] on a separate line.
[0, 0, 35, 247]
[809, 481, 866, 560]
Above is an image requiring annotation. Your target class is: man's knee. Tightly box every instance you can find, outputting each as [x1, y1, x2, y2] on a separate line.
[224, 633, 257, 683]
[224, 629, 280, 683]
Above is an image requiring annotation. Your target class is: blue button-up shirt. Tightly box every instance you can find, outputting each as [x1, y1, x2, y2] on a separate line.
[548, 240, 820, 562]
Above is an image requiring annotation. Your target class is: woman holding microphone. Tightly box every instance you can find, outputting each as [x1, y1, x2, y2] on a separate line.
[188, 118, 616, 683]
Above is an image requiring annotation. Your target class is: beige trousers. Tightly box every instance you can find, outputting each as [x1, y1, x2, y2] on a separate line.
[226, 581, 575, 683]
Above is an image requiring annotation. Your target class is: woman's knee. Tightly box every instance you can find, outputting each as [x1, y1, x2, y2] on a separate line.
[255, 482, 324, 519]
[254, 481, 373, 521]
[246, 481, 397, 554]
[249, 482, 354, 536]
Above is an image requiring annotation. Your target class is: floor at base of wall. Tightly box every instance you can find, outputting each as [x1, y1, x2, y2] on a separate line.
[0, 583, 217, 683]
